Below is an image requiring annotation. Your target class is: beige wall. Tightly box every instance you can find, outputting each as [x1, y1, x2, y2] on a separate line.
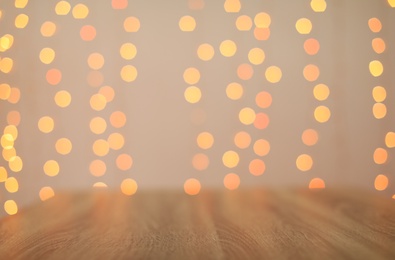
[0, 0, 394, 215]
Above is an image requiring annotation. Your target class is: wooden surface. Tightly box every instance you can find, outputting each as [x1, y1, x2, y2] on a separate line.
[1, 188, 395, 259]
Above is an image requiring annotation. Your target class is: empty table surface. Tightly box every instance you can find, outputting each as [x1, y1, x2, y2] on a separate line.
[0, 188, 394, 259]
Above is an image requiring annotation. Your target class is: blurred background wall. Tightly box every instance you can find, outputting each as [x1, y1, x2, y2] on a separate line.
[0, 0, 394, 216]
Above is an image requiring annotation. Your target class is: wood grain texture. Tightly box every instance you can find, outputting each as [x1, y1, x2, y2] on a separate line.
[0, 188, 395, 259]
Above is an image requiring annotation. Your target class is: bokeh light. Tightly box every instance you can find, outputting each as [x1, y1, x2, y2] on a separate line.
[90, 94, 107, 111]
[89, 160, 106, 177]
[373, 148, 387, 164]
[5, 177, 18, 193]
[234, 131, 251, 149]
[0, 57, 13, 73]
[385, 132, 395, 148]
[254, 28, 270, 41]
[372, 86, 386, 102]
[368, 18, 382, 33]
[179, 16, 196, 32]
[110, 111, 126, 128]
[90, 117, 107, 134]
[372, 103, 386, 119]
[374, 174, 388, 191]
[196, 132, 214, 150]
[121, 65, 138, 82]
[296, 18, 312, 34]
[41, 21, 56, 37]
[80, 25, 96, 41]
[224, 0, 241, 13]
[38, 116, 54, 133]
[112, 0, 128, 9]
[54, 90, 71, 108]
[302, 129, 318, 146]
[253, 139, 270, 156]
[184, 178, 201, 195]
[226, 83, 243, 100]
[55, 138, 72, 155]
[265, 66, 282, 83]
[239, 107, 256, 125]
[120, 43, 137, 60]
[184, 86, 202, 103]
[92, 139, 110, 157]
[55, 1, 71, 15]
[121, 178, 138, 196]
[249, 159, 265, 176]
[46, 68, 62, 85]
[108, 133, 125, 150]
[310, 0, 327, 12]
[124, 16, 140, 32]
[4, 200, 17, 215]
[0, 167, 7, 182]
[197, 43, 214, 61]
[248, 48, 265, 65]
[88, 53, 105, 70]
[43, 160, 60, 177]
[9, 156, 23, 172]
[296, 154, 313, 171]
[39, 48, 55, 64]
[15, 0, 28, 8]
[303, 64, 320, 81]
[313, 84, 330, 101]
[314, 106, 331, 123]
[304, 38, 320, 55]
[192, 153, 209, 171]
[253, 113, 269, 130]
[219, 40, 237, 57]
[72, 4, 89, 19]
[15, 14, 29, 29]
[372, 38, 385, 54]
[222, 150, 239, 168]
[99, 86, 115, 102]
[309, 178, 325, 189]
[116, 154, 133, 171]
[255, 91, 272, 108]
[223, 173, 240, 190]
[237, 63, 253, 80]
[236, 15, 252, 31]
[254, 12, 271, 28]
[39, 187, 55, 201]
[369, 60, 383, 77]
[183, 67, 200, 84]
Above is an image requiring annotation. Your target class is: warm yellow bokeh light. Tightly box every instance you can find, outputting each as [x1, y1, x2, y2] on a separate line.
[43, 160, 59, 177]
[372, 103, 386, 119]
[4, 200, 18, 215]
[368, 18, 382, 33]
[303, 64, 320, 82]
[295, 18, 312, 34]
[4, 125, 17, 140]
[89, 160, 106, 177]
[385, 132, 395, 148]
[310, 0, 327, 12]
[15, 0, 29, 8]
[0, 57, 13, 73]
[108, 133, 125, 150]
[239, 107, 256, 125]
[236, 15, 252, 31]
[389, 0, 395, 7]
[0, 34, 14, 51]
[121, 65, 138, 82]
[249, 159, 266, 176]
[253, 139, 270, 157]
[90, 117, 107, 134]
[313, 84, 330, 101]
[120, 43, 137, 60]
[72, 4, 89, 19]
[219, 40, 237, 57]
[54, 90, 71, 108]
[248, 48, 265, 65]
[110, 111, 126, 128]
[99, 86, 115, 102]
[8, 87, 20, 104]
[3, 147, 16, 162]
[7, 111, 21, 126]
[55, 1, 71, 15]
[372, 86, 386, 102]
[5, 177, 18, 193]
[88, 53, 105, 70]
[116, 154, 133, 171]
[192, 153, 209, 171]
[1, 134, 14, 149]
[39, 187, 55, 201]
[92, 139, 110, 157]
[0, 83, 11, 100]
[309, 178, 325, 189]
[39, 48, 55, 64]
[372, 38, 385, 54]
[197, 132, 214, 150]
[224, 0, 241, 13]
[90, 94, 107, 111]
[93, 182, 108, 188]
[0, 167, 7, 182]
[38, 116, 54, 133]
[254, 113, 269, 129]
[15, 14, 29, 28]
[184, 178, 201, 195]
[314, 106, 331, 123]
[189, 0, 205, 10]
[265, 66, 282, 83]
[41, 21, 56, 37]
[9, 156, 23, 172]
[197, 43, 214, 61]
[121, 178, 138, 196]
[296, 154, 313, 171]
[373, 148, 387, 164]
[234, 131, 251, 149]
[224, 173, 240, 190]
[112, 0, 128, 9]
[179, 16, 196, 32]
[124, 16, 140, 32]
[302, 129, 319, 146]
[226, 82, 243, 100]
[374, 174, 388, 191]
[183, 67, 200, 85]
[237, 63, 253, 80]
[184, 86, 202, 104]
[369, 60, 383, 77]
[55, 138, 72, 155]
[254, 12, 271, 28]
[222, 150, 239, 168]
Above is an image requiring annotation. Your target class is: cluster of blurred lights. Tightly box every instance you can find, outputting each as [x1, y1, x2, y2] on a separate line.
[368, 17, 391, 193]
[295, 0, 329, 190]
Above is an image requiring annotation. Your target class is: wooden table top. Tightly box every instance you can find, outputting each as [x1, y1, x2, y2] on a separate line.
[0, 188, 394, 259]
